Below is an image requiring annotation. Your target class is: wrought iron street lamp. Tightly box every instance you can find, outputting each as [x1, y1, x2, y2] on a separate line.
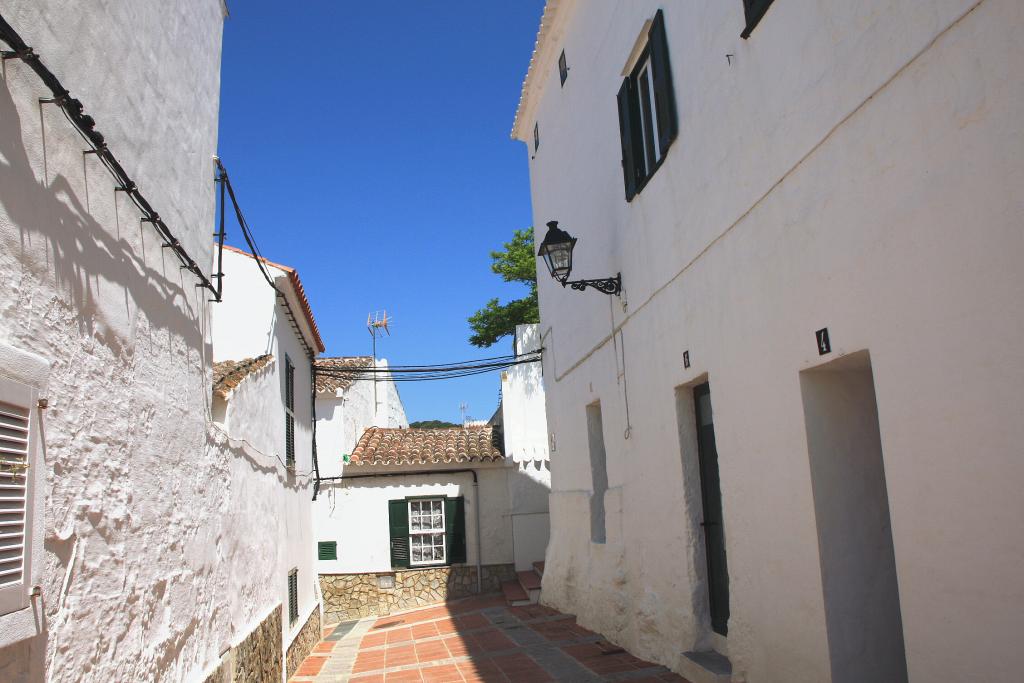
[536, 221, 621, 296]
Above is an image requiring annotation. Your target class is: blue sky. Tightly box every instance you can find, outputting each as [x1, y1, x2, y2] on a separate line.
[217, 1, 545, 423]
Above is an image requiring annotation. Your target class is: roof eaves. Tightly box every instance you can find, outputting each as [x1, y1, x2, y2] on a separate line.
[511, 0, 575, 142]
[222, 244, 326, 353]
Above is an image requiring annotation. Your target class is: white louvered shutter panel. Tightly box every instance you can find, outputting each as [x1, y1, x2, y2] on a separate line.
[0, 376, 35, 615]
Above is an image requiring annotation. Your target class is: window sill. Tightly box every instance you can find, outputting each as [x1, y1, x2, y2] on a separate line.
[0, 603, 43, 648]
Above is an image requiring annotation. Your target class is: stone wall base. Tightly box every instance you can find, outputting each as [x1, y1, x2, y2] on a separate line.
[285, 607, 322, 680]
[204, 605, 282, 683]
[320, 564, 516, 624]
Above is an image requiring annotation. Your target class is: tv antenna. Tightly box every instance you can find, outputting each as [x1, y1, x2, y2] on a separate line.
[368, 311, 391, 416]
[460, 402, 469, 427]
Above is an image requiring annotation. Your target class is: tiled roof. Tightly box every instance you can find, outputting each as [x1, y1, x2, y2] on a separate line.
[348, 426, 505, 467]
[315, 356, 374, 394]
[222, 244, 326, 353]
[213, 355, 273, 398]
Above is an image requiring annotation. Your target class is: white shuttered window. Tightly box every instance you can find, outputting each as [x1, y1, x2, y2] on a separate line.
[0, 376, 35, 616]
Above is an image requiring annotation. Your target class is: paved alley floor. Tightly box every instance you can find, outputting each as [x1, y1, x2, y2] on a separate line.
[290, 594, 692, 682]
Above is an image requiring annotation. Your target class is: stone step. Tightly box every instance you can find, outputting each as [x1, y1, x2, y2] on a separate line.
[678, 650, 733, 683]
[532, 561, 545, 577]
[501, 580, 531, 606]
[517, 570, 542, 591]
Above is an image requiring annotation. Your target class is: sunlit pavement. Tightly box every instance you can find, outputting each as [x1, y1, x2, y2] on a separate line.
[289, 594, 692, 682]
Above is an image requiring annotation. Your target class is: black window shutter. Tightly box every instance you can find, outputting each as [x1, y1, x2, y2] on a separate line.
[616, 78, 643, 201]
[388, 499, 410, 569]
[285, 413, 295, 466]
[742, 0, 776, 39]
[445, 496, 467, 565]
[649, 9, 678, 155]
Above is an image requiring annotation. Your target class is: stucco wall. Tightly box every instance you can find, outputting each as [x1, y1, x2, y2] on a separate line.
[519, 1, 1024, 681]
[501, 325, 551, 571]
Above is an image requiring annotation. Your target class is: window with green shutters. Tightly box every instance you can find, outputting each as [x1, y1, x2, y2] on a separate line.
[318, 541, 337, 561]
[287, 568, 298, 625]
[616, 9, 677, 201]
[388, 496, 466, 569]
[284, 355, 295, 468]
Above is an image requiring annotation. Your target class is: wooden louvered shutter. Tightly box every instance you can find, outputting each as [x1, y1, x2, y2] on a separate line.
[287, 568, 298, 624]
[616, 77, 643, 201]
[285, 356, 295, 467]
[388, 499, 409, 569]
[444, 497, 467, 565]
[649, 9, 678, 155]
[0, 376, 34, 616]
[318, 541, 337, 560]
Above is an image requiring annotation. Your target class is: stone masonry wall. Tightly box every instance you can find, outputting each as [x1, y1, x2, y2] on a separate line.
[204, 605, 282, 683]
[320, 564, 516, 623]
[285, 607, 322, 680]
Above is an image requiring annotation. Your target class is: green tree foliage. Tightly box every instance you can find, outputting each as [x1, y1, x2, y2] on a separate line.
[468, 228, 539, 347]
[409, 420, 460, 429]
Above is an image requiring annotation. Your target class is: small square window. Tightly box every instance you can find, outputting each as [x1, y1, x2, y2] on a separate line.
[558, 50, 568, 86]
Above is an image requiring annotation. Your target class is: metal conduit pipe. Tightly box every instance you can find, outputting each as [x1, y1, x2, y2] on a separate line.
[319, 469, 483, 595]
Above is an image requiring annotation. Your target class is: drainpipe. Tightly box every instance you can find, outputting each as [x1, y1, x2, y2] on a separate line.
[319, 468, 484, 594]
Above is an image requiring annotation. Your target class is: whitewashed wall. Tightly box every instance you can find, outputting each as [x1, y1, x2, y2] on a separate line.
[315, 360, 408, 480]
[210, 246, 321, 654]
[518, 1, 1024, 681]
[0, 0, 234, 680]
[316, 464, 512, 575]
[501, 325, 551, 571]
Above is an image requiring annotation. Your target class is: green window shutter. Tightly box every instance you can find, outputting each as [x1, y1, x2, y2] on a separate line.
[318, 541, 337, 561]
[445, 496, 467, 565]
[616, 77, 642, 201]
[388, 499, 410, 569]
[648, 8, 678, 154]
[287, 569, 298, 624]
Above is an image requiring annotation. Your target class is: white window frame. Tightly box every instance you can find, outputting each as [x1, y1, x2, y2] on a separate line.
[0, 376, 35, 618]
[0, 343, 47, 647]
[633, 54, 663, 176]
[408, 498, 446, 567]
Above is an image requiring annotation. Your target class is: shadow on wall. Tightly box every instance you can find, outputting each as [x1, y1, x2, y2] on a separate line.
[0, 73, 206, 360]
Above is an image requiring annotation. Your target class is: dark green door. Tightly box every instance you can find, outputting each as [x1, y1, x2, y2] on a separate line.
[694, 383, 729, 636]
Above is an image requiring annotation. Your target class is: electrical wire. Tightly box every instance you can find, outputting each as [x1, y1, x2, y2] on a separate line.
[314, 353, 542, 383]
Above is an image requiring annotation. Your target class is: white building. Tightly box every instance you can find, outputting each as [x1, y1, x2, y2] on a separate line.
[0, 1, 326, 681]
[314, 327, 552, 621]
[513, 1, 1024, 682]
[210, 244, 327, 678]
[496, 324, 551, 573]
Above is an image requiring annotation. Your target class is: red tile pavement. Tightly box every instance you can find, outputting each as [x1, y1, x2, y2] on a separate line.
[289, 594, 693, 682]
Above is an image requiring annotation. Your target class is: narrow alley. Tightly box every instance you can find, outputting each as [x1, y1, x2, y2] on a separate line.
[291, 595, 689, 683]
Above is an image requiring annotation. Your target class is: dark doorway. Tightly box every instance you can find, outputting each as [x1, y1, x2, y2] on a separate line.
[800, 352, 908, 683]
[694, 383, 729, 636]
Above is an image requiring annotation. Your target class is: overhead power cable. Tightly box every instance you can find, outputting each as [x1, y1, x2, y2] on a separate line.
[314, 352, 542, 383]
[0, 13, 220, 300]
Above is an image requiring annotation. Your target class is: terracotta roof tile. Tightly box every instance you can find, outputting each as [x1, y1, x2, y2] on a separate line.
[212, 355, 273, 398]
[314, 356, 374, 394]
[349, 426, 505, 467]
